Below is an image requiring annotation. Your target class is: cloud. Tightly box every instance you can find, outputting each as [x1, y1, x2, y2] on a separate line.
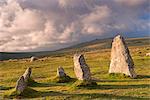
[0, 0, 149, 52]
[81, 5, 111, 34]
[114, 0, 148, 7]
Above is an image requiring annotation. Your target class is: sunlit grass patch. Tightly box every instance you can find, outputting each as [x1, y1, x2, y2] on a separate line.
[0, 43, 150, 99]
[3, 87, 39, 99]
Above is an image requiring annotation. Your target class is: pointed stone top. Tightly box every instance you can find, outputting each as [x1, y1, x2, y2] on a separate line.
[74, 54, 83, 58]
[27, 67, 32, 71]
[57, 66, 66, 77]
[58, 66, 63, 69]
[23, 67, 32, 82]
[74, 54, 86, 64]
[113, 35, 124, 41]
[57, 66, 65, 72]
[24, 67, 32, 74]
[115, 34, 121, 38]
[109, 35, 136, 78]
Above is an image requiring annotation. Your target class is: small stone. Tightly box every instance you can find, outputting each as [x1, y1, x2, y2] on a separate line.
[23, 67, 32, 82]
[15, 76, 27, 93]
[73, 54, 91, 81]
[57, 67, 66, 77]
[109, 35, 136, 78]
[146, 53, 150, 56]
[51, 67, 72, 83]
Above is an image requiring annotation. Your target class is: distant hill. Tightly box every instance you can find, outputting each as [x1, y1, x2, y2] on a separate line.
[0, 37, 150, 60]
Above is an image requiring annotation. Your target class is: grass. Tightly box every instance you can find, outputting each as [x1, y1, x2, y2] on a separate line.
[109, 73, 131, 79]
[0, 40, 150, 99]
[70, 80, 97, 90]
[48, 75, 75, 83]
[27, 77, 38, 86]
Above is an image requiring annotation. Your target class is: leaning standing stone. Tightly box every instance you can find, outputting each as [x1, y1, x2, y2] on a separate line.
[23, 67, 32, 82]
[73, 54, 91, 81]
[15, 76, 27, 93]
[109, 35, 137, 78]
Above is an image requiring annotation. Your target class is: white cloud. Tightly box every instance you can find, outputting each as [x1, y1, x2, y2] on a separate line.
[11, 9, 45, 32]
[82, 5, 111, 34]
[0, 0, 149, 52]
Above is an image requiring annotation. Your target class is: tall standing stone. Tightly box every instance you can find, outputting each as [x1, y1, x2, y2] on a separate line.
[73, 54, 91, 81]
[23, 67, 32, 82]
[57, 67, 66, 77]
[15, 76, 27, 93]
[109, 35, 136, 78]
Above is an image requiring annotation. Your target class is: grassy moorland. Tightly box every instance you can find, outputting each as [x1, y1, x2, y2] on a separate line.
[0, 37, 150, 99]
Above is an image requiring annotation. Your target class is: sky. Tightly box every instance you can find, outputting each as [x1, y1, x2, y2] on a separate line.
[0, 0, 149, 52]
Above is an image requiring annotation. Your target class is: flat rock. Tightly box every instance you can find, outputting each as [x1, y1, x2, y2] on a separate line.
[109, 35, 136, 78]
[73, 54, 91, 81]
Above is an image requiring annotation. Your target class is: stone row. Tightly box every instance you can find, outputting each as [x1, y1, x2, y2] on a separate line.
[15, 67, 32, 94]
[15, 35, 137, 94]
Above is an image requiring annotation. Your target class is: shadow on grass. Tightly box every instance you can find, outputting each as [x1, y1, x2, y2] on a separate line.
[0, 86, 13, 90]
[39, 91, 65, 97]
[95, 75, 150, 82]
[82, 84, 150, 90]
[38, 91, 149, 100]
[30, 82, 67, 87]
[94, 74, 150, 82]
[65, 93, 149, 100]
[96, 79, 147, 82]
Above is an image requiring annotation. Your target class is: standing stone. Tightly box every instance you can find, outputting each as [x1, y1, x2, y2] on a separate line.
[146, 53, 150, 56]
[57, 67, 66, 77]
[109, 35, 136, 78]
[73, 54, 91, 80]
[15, 76, 27, 93]
[30, 56, 37, 62]
[23, 67, 32, 82]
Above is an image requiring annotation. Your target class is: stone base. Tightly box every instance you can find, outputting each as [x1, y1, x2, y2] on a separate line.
[71, 80, 97, 89]
[109, 73, 133, 79]
[50, 75, 74, 83]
